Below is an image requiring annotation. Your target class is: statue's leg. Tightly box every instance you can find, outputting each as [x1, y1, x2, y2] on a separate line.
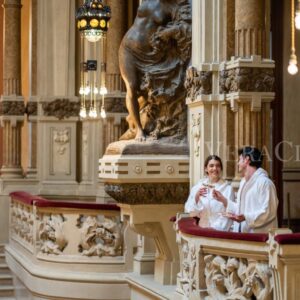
[119, 47, 146, 141]
[125, 83, 146, 141]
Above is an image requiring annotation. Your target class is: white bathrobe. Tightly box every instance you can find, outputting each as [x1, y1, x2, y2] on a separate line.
[185, 178, 235, 231]
[226, 168, 278, 233]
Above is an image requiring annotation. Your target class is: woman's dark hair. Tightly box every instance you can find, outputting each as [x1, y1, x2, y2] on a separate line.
[204, 155, 223, 174]
[238, 146, 263, 168]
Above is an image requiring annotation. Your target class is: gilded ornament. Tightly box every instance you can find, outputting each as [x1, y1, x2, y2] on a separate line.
[80, 19, 87, 28]
[90, 18, 99, 28]
[100, 19, 106, 28]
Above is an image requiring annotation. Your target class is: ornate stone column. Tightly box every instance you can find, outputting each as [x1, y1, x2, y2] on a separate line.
[235, 0, 266, 58]
[229, 0, 274, 180]
[106, 0, 126, 93]
[0, 0, 24, 178]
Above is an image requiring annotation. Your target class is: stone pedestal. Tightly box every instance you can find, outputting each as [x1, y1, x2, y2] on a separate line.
[99, 140, 189, 285]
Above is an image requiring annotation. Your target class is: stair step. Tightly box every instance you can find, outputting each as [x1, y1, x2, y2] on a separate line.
[0, 264, 10, 274]
[0, 245, 5, 254]
[0, 286, 14, 297]
[0, 254, 6, 264]
[0, 274, 13, 285]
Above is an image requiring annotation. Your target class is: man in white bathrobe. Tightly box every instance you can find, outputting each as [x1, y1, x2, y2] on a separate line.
[213, 147, 278, 233]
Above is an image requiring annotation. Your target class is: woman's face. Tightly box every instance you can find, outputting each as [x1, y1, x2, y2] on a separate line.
[205, 159, 222, 181]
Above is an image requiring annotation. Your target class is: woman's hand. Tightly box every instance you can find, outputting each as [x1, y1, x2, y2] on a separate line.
[195, 187, 207, 203]
[212, 189, 228, 208]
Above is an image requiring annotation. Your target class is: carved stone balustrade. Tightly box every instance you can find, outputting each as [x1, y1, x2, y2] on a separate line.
[174, 215, 300, 300]
[7, 191, 136, 300]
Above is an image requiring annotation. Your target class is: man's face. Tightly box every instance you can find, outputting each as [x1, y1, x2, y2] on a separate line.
[237, 154, 248, 175]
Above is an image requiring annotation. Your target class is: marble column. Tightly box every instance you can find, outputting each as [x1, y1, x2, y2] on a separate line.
[0, 0, 24, 178]
[106, 0, 127, 93]
[235, 0, 266, 58]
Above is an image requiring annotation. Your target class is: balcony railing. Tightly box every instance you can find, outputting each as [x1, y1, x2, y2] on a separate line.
[175, 214, 300, 300]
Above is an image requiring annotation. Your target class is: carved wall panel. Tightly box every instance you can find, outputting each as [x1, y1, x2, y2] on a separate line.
[178, 241, 197, 298]
[191, 113, 201, 157]
[10, 201, 34, 251]
[50, 128, 71, 175]
[204, 254, 273, 300]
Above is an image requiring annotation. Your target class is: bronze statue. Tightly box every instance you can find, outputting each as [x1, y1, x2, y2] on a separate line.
[119, 0, 191, 142]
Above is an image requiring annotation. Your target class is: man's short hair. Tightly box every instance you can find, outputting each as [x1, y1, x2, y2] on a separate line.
[238, 146, 263, 168]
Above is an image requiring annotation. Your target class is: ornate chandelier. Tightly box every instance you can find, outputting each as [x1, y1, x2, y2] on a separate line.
[76, 0, 111, 119]
[76, 0, 111, 43]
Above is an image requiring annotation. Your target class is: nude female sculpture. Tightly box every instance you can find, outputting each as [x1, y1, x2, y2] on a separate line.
[119, 0, 191, 142]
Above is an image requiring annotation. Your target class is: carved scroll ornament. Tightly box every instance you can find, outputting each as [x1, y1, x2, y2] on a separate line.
[77, 215, 123, 257]
[38, 214, 68, 255]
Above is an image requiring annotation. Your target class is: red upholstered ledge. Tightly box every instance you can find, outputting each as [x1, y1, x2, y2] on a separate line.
[178, 217, 269, 243]
[9, 191, 47, 206]
[274, 233, 300, 245]
[9, 191, 120, 211]
[34, 200, 120, 211]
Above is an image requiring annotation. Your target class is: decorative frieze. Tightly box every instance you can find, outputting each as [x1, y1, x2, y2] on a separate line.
[26, 102, 38, 116]
[77, 215, 123, 257]
[0, 101, 25, 116]
[99, 154, 189, 181]
[104, 182, 189, 204]
[42, 99, 80, 120]
[185, 66, 212, 101]
[220, 67, 275, 94]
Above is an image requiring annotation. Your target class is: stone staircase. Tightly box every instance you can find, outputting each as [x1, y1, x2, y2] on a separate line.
[0, 245, 15, 300]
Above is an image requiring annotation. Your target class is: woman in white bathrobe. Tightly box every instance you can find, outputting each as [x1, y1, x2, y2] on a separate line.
[185, 155, 235, 231]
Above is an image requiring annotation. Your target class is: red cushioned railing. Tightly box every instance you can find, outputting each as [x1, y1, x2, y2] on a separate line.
[9, 191, 47, 206]
[274, 233, 300, 245]
[178, 217, 269, 243]
[34, 200, 120, 211]
[9, 191, 120, 211]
